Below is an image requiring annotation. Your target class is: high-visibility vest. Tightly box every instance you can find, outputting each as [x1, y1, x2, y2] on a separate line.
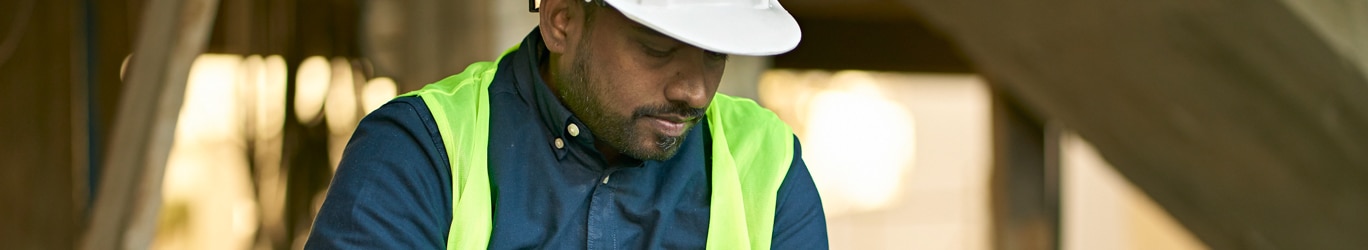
[401, 45, 794, 250]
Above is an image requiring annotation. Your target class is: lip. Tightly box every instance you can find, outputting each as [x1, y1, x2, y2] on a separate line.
[646, 115, 692, 137]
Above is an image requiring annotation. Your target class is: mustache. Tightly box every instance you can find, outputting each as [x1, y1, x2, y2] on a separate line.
[632, 102, 705, 121]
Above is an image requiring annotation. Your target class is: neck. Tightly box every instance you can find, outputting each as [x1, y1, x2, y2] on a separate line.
[596, 142, 627, 165]
[539, 50, 560, 98]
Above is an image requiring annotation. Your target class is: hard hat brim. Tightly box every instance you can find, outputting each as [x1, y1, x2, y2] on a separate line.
[604, 0, 802, 56]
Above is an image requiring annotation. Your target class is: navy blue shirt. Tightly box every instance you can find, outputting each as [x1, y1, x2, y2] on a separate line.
[306, 29, 828, 249]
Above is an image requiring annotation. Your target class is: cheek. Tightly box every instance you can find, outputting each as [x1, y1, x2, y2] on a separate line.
[584, 61, 655, 115]
[705, 66, 725, 94]
[590, 55, 670, 106]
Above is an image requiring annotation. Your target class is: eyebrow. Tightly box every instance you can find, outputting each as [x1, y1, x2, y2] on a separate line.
[631, 23, 726, 55]
[632, 24, 671, 41]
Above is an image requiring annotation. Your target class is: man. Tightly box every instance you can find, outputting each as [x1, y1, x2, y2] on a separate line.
[306, 0, 826, 248]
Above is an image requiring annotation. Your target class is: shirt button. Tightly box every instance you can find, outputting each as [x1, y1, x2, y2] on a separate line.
[567, 123, 580, 137]
[554, 138, 564, 149]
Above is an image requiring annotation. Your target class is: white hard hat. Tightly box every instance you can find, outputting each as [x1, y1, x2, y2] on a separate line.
[598, 0, 802, 56]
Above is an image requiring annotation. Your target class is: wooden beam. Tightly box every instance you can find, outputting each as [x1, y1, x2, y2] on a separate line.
[772, 17, 972, 73]
[782, 0, 920, 22]
[80, 0, 219, 248]
[900, 0, 1368, 248]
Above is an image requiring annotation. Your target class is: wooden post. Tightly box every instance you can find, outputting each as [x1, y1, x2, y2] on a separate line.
[0, 0, 81, 248]
[80, 0, 220, 248]
[990, 87, 1060, 250]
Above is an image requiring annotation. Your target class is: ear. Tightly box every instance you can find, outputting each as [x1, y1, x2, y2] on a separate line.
[539, 0, 576, 54]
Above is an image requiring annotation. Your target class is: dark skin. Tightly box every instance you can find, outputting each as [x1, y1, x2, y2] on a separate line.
[538, 0, 728, 164]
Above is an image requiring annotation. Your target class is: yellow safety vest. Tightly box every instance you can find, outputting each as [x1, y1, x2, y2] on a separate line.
[401, 45, 794, 249]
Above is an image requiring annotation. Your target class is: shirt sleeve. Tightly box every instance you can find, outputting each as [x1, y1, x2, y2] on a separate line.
[770, 136, 830, 249]
[305, 97, 452, 249]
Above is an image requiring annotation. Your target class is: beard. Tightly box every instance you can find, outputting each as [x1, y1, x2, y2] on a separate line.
[553, 46, 705, 161]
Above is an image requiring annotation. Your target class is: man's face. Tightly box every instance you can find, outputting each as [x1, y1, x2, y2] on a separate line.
[553, 6, 728, 161]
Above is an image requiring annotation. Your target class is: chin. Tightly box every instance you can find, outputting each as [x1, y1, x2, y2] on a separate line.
[624, 133, 686, 161]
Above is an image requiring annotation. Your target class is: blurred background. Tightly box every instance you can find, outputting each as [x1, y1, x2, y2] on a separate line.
[2, 0, 1366, 249]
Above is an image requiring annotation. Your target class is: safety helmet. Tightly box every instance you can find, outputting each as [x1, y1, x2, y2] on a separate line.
[534, 0, 802, 56]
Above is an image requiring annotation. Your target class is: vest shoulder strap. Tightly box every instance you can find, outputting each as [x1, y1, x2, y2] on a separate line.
[704, 94, 795, 250]
[401, 60, 500, 250]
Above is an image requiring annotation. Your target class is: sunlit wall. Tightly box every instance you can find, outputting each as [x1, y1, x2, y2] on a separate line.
[760, 70, 993, 249]
[152, 54, 396, 250]
[156, 54, 259, 250]
[1062, 132, 1207, 250]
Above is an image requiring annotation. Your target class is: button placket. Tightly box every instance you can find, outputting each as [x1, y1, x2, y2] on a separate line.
[586, 171, 615, 249]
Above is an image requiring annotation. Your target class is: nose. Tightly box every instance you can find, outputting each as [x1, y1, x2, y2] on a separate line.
[663, 50, 723, 109]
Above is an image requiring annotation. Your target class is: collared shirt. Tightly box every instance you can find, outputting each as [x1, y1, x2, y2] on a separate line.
[306, 28, 828, 249]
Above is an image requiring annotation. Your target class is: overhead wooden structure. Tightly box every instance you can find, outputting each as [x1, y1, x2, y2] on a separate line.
[889, 0, 1368, 249]
[777, 0, 972, 72]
